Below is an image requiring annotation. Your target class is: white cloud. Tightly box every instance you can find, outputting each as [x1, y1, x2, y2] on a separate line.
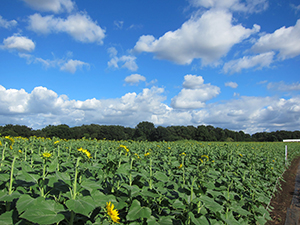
[0, 84, 299, 134]
[114, 20, 124, 29]
[60, 59, 90, 73]
[125, 74, 146, 85]
[133, 9, 259, 65]
[225, 82, 238, 88]
[107, 47, 138, 71]
[171, 75, 220, 109]
[188, 0, 268, 13]
[267, 81, 300, 92]
[191, 96, 300, 134]
[1, 34, 35, 52]
[252, 19, 300, 60]
[0, 16, 17, 29]
[17, 52, 89, 73]
[22, 0, 75, 13]
[27, 13, 105, 44]
[291, 4, 300, 12]
[182, 75, 204, 89]
[223, 52, 274, 74]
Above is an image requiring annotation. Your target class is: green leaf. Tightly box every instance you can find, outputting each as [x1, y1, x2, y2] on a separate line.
[20, 197, 65, 225]
[56, 171, 71, 186]
[123, 184, 141, 198]
[18, 170, 39, 184]
[172, 199, 185, 209]
[126, 199, 151, 221]
[16, 194, 36, 213]
[91, 190, 116, 207]
[0, 191, 20, 202]
[154, 171, 168, 182]
[200, 195, 223, 213]
[158, 216, 174, 225]
[0, 173, 10, 182]
[81, 178, 101, 192]
[48, 157, 58, 172]
[66, 195, 96, 217]
[0, 210, 13, 225]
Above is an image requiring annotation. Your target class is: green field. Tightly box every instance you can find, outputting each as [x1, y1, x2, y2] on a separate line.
[0, 136, 299, 224]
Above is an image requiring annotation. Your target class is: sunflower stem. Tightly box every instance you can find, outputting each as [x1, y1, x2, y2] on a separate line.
[9, 156, 17, 195]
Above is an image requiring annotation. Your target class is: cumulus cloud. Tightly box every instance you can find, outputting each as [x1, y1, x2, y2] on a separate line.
[171, 75, 220, 109]
[22, 0, 75, 13]
[0, 84, 299, 134]
[191, 96, 300, 133]
[1, 34, 35, 52]
[133, 9, 259, 65]
[188, 0, 268, 13]
[267, 81, 300, 92]
[0, 85, 169, 128]
[225, 82, 238, 88]
[223, 52, 275, 74]
[125, 74, 146, 85]
[27, 13, 105, 44]
[107, 47, 138, 71]
[60, 59, 90, 73]
[252, 19, 300, 60]
[0, 16, 17, 29]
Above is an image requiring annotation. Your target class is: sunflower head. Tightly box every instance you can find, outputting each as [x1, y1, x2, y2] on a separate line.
[42, 152, 52, 158]
[106, 202, 120, 223]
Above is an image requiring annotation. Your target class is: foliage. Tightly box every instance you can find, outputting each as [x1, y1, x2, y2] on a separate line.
[1, 122, 300, 142]
[0, 136, 299, 224]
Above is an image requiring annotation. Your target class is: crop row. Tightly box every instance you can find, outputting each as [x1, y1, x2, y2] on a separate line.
[0, 136, 299, 224]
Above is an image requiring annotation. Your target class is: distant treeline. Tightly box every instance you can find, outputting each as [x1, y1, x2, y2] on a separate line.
[0, 122, 300, 142]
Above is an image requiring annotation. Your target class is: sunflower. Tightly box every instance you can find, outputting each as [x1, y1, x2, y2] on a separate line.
[42, 152, 52, 158]
[106, 202, 120, 223]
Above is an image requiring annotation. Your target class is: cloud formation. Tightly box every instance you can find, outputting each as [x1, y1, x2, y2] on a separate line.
[225, 82, 238, 88]
[60, 59, 90, 73]
[252, 19, 300, 60]
[171, 75, 220, 109]
[22, 0, 75, 13]
[267, 81, 300, 92]
[27, 13, 105, 44]
[223, 52, 274, 74]
[107, 47, 138, 71]
[188, 0, 268, 13]
[0, 84, 299, 134]
[17, 52, 89, 73]
[125, 74, 146, 85]
[0, 16, 17, 29]
[1, 34, 35, 52]
[133, 9, 260, 65]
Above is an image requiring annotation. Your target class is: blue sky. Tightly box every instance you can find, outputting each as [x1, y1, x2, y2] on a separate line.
[0, 0, 300, 134]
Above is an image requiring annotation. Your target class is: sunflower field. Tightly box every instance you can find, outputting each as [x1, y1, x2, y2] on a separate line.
[0, 136, 299, 224]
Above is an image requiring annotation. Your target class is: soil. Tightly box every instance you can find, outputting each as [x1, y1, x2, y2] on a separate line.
[266, 156, 300, 225]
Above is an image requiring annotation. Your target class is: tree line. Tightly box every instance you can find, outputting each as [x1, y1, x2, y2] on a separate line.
[0, 122, 299, 142]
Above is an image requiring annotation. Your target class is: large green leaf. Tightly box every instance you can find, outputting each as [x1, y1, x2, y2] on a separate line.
[66, 195, 96, 217]
[20, 197, 65, 225]
[16, 194, 36, 213]
[0, 210, 13, 225]
[200, 195, 223, 213]
[81, 178, 101, 192]
[154, 171, 168, 182]
[126, 199, 151, 221]
[188, 212, 209, 225]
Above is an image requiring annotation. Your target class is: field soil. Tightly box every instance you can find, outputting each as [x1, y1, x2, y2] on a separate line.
[266, 156, 300, 225]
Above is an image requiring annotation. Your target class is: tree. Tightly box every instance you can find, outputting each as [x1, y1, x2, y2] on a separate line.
[134, 121, 156, 141]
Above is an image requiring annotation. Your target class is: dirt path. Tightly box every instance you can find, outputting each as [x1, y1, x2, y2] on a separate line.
[266, 156, 300, 224]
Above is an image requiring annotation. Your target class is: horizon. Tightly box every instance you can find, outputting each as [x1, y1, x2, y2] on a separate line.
[0, 0, 300, 134]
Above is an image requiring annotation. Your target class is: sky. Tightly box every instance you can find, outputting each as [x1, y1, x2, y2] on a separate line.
[0, 0, 300, 134]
